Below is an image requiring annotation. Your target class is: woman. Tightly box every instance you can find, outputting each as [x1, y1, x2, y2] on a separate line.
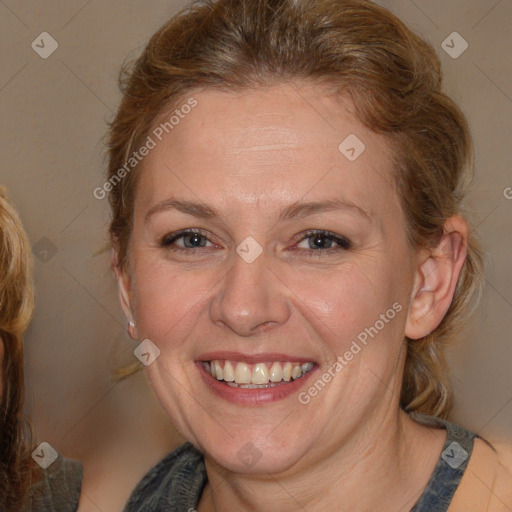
[0, 186, 34, 509]
[106, 0, 512, 510]
[0, 187, 82, 511]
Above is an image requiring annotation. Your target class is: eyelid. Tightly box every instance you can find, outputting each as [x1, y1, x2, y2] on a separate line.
[293, 229, 352, 250]
[160, 228, 351, 252]
[160, 228, 215, 247]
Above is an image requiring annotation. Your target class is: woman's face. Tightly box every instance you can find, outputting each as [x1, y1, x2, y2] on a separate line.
[121, 83, 421, 473]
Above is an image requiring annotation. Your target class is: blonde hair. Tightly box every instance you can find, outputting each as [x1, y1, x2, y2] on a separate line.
[106, 0, 484, 418]
[0, 187, 35, 510]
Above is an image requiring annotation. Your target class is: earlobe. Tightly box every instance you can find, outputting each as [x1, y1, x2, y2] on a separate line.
[114, 263, 138, 340]
[405, 216, 468, 340]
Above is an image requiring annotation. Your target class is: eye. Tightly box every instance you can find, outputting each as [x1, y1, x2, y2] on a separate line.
[295, 230, 351, 252]
[160, 229, 215, 252]
[159, 228, 351, 256]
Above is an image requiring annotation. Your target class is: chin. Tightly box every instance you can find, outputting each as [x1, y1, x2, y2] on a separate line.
[196, 426, 315, 475]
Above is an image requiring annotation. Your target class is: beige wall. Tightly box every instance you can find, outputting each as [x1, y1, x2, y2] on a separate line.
[1, 0, 510, 510]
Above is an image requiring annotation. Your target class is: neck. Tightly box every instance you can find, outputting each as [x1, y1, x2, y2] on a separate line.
[198, 408, 445, 512]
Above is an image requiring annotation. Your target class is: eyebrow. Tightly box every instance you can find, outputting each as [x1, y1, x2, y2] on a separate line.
[144, 197, 373, 224]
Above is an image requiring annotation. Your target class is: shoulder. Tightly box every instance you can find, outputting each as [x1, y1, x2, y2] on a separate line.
[409, 413, 512, 512]
[449, 436, 512, 511]
[123, 442, 207, 512]
[24, 455, 83, 512]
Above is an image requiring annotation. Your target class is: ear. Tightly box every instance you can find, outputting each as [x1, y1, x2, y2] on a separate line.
[405, 216, 468, 340]
[112, 249, 138, 340]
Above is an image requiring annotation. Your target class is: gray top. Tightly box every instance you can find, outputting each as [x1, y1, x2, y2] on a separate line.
[123, 413, 477, 512]
[409, 412, 476, 511]
[21, 456, 82, 512]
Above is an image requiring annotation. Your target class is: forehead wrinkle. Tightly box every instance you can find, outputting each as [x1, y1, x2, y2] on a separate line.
[144, 196, 373, 226]
[230, 142, 303, 154]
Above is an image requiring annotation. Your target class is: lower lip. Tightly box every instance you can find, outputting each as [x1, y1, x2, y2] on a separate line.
[196, 362, 318, 405]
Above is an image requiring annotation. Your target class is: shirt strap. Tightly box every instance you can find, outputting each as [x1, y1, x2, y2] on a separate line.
[409, 412, 477, 512]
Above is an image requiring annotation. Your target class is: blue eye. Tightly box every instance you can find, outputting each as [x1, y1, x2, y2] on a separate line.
[295, 230, 351, 252]
[160, 230, 213, 251]
[159, 229, 351, 256]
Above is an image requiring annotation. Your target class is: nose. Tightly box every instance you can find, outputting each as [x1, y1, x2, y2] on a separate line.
[209, 249, 291, 337]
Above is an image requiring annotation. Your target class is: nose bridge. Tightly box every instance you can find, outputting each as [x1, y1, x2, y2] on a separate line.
[210, 245, 289, 335]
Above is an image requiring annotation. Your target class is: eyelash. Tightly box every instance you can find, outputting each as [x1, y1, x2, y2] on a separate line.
[159, 229, 351, 256]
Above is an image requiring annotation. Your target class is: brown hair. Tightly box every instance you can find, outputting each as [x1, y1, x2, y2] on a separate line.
[106, 0, 484, 418]
[0, 187, 35, 510]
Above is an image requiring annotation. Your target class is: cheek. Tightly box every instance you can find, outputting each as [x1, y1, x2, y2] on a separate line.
[130, 244, 410, 361]
[277, 260, 405, 355]
[295, 272, 408, 399]
[130, 257, 215, 346]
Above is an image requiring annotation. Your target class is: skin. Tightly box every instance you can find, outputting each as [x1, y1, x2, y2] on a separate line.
[116, 82, 469, 511]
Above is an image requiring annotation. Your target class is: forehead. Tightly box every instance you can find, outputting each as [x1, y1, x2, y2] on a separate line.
[135, 83, 399, 222]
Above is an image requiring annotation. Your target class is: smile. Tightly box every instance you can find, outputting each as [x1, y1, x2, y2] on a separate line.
[202, 360, 314, 388]
[195, 356, 318, 404]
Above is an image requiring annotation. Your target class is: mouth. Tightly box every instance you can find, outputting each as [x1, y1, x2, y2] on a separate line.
[196, 356, 317, 405]
[201, 360, 314, 388]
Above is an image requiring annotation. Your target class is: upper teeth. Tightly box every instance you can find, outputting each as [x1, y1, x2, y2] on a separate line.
[204, 360, 314, 385]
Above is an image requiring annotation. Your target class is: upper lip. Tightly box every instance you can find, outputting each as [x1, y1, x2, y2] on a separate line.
[196, 351, 316, 364]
